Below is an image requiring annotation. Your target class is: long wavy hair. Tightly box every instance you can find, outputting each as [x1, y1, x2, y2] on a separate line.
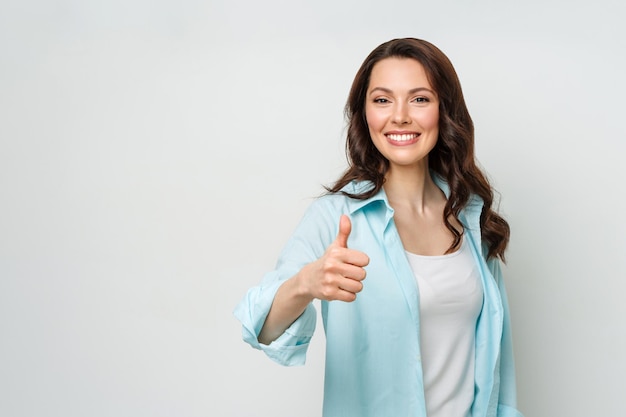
[327, 38, 510, 260]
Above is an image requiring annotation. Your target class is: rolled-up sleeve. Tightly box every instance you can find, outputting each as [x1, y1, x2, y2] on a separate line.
[233, 274, 317, 366]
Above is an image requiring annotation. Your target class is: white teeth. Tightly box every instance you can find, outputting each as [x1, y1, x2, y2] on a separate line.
[386, 133, 418, 141]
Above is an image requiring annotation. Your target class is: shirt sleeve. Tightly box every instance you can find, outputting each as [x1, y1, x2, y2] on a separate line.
[488, 258, 525, 417]
[233, 198, 338, 366]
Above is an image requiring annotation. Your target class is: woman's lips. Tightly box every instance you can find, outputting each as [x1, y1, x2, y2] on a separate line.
[385, 132, 420, 145]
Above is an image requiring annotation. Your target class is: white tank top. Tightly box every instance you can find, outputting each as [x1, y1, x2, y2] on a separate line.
[405, 237, 483, 417]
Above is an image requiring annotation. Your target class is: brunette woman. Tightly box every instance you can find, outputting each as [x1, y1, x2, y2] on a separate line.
[235, 38, 523, 417]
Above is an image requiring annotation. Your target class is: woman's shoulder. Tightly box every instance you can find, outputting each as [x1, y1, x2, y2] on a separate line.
[313, 180, 377, 205]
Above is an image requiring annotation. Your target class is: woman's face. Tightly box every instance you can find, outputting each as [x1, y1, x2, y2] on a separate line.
[365, 57, 439, 171]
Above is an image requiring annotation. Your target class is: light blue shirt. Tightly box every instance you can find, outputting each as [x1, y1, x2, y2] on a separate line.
[234, 176, 523, 417]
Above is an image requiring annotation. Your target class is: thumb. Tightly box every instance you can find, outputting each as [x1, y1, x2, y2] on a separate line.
[334, 214, 352, 248]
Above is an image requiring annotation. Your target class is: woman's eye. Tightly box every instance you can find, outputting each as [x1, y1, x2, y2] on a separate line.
[413, 97, 429, 103]
[374, 98, 389, 103]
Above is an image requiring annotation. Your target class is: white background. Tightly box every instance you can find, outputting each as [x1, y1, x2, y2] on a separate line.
[1, 1, 625, 416]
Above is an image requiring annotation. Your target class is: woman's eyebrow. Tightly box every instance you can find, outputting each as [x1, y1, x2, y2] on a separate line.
[368, 86, 435, 95]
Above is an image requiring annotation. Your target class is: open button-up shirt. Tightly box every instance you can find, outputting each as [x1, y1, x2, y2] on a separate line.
[234, 177, 523, 417]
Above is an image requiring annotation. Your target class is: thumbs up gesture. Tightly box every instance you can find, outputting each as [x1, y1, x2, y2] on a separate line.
[302, 215, 370, 302]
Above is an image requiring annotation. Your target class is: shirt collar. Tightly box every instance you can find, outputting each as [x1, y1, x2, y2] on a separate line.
[343, 172, 484, 216]
[343, 180, 391, 215]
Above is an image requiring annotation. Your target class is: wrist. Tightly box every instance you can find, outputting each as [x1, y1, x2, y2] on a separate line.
[291, 264, 316, 303]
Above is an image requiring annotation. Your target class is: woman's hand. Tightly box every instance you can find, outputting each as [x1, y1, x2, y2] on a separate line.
[298, 215, 370, 302]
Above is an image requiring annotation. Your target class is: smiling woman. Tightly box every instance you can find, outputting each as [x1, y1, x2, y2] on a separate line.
[234, 38, 523, 417]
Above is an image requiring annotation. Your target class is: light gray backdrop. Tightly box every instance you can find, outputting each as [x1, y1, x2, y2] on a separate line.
[1, 1, 625, 416]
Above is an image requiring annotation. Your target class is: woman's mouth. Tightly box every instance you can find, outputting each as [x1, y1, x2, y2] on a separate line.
[385, 133, 420, 145]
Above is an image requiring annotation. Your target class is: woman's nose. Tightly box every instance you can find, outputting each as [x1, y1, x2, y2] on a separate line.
[392, 103, 410, 124]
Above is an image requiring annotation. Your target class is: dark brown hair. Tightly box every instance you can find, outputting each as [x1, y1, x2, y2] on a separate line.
[328, 38, 510, 260]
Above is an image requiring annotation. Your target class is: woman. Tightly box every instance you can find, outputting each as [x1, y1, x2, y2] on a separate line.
[234, 38, 523, 417]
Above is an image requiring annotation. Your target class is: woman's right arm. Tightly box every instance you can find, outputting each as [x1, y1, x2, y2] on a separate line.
[258, 214, 369, 345]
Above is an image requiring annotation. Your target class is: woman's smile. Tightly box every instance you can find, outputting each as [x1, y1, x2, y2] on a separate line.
[385, 131, 421, 145]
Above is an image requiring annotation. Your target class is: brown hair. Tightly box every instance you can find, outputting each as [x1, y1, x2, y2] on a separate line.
[328, 38, 510, 260]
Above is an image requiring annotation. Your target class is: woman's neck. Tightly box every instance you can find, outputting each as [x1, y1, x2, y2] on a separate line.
[383, 163, 445, 213]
